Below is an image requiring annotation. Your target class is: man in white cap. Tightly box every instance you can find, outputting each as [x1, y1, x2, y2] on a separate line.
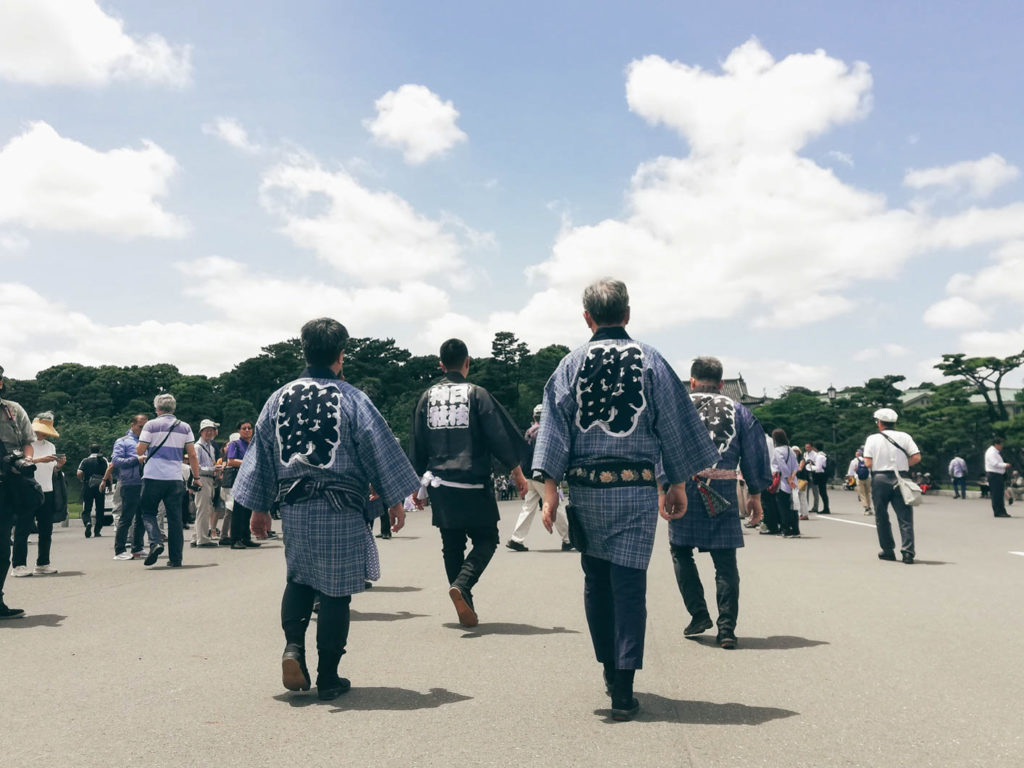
[506, 404, 571, 552]
[863, 408, 921, 564]
[191, 418, 221, 548]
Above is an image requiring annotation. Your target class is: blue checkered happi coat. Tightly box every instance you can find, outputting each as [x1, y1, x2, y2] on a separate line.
[233, 373, 420, 597]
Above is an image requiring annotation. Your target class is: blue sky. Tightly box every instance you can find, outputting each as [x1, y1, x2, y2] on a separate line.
[2, 0, 1023, 395]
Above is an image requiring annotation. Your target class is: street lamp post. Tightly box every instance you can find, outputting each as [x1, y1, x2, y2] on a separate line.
[827, 384, 838, 479]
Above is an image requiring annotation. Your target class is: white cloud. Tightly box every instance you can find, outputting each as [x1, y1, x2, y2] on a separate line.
[0, 121, 186, 238]
[0, 232, 29, 252]
[202, 117, 261, 154]
[853, 344, 909, 362]
[922, 296, 989, 330]
[945, 241, 1024, 301]
[826, 150, 854, 167]
[905, 153, 1019, 198]
[625, 39, 872, 156]
[0, 0, 191, 87]
[364, 84, 467, 164]
[0, 120, 186, 237]
[260, 156, 486, 284]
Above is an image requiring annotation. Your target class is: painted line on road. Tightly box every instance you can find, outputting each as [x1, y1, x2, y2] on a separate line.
[1010, 552, 1024, 557]
[814, 516, 876, 529]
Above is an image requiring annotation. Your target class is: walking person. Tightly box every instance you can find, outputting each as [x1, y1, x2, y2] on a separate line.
[0, 366, 35, 619]
[863, 408, 921, 564]
[849, 448, 872, 515]
[77, 445, 108, 537]
[948, 454, 968, 499]
[668, 357, 771, 649]
[534, 279, 718, 721]
[232, 318, 419, 699]
[410, 338, 528, 627]
[506, 404, 571, 552]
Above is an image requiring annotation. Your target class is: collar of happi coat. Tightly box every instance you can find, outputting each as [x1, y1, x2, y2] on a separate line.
[300, 365, 341, 380]
[443, 371, 467, 383]
[589, 326, 632, 342]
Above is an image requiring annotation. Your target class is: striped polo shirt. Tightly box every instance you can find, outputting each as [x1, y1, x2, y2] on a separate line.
[140, 413, 195, 481]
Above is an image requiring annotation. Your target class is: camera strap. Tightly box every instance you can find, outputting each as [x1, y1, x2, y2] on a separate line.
[145, 419, 181, 458]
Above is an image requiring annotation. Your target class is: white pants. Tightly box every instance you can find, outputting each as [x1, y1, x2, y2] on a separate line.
[511, 479, 568, 544]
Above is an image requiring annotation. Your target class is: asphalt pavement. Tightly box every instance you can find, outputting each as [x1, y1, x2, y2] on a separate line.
[2, 490, 1022, 767]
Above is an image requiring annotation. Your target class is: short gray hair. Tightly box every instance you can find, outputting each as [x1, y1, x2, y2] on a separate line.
[154, 393, 177, 414]
[582, 278, 629, 326]
[690, 357, 724, 384]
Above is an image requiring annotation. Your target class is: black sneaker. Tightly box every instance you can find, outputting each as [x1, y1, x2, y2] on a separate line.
[316, 676, 351, 701]
[144, 544, 164, 566]
[561, 541, 574, 551]
[611, 697, 640, 721]
[0, 603, 25, 620]
[505, 539, 528, 552]
[243, 540, 261, 548]
[282, 644, 311, 691]
[878, 551, 896, 561]
[901, 552, 914, 564]
[718, 631, 738, 649]
[683, 615, 713, 636]
[218, 538, 233, 547]
[449, 585, 478, 627]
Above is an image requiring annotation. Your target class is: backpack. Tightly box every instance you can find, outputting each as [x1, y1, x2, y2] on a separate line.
[855, 458, 869, 480]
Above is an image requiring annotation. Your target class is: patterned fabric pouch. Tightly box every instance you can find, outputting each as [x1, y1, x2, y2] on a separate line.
[696, 479, 732, 518]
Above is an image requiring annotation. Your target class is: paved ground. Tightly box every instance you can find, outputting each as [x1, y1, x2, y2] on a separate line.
[2, 490, 1022, 767]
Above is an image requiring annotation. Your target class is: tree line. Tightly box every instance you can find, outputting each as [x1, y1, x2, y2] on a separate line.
[4, 336, 1020, 495]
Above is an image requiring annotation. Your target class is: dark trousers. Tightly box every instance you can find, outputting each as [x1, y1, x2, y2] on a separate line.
[776, 490, 799, 535]
[231, 500, 253, 544]
[814, 474, 830, 512]
[762, 491, 781, 533]
[581, 554, 647, 670]
[952, 477, 967, 498]
[670, 545, 739, 633]
[114, 484, 145, 555]
[377, 510, 391, 538]
[82, 485, 106, 533]
[281, 580, 351, 679]
[988, 473, 1007, 516]
[872, 474, 914, 556]
[140, 479, 184, 564]
[440, 525, 498, 599]
[13, 492, 54, 567]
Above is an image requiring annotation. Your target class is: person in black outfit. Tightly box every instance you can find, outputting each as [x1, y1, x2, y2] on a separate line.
[0, 368, 36, 619]
[77, 445, 108, 537]
[410, 338, 528, 627]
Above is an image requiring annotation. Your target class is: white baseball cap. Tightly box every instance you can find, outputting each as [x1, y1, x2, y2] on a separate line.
[873, 408, 898, 423]
[199, 418, 220, 431]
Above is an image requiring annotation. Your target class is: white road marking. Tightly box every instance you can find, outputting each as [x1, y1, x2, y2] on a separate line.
[814, 516, 876, 528]
[1010, 551, 1024, 557]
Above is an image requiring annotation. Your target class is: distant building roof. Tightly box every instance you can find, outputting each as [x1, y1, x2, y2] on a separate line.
[684, 375, 767, 407]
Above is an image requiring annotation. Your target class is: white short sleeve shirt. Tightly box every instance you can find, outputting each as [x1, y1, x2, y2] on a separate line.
[31, 439, 56, 493]
[863, 430, 919, 472]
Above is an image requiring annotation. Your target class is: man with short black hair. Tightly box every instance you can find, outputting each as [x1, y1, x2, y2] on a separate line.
[233, 317, 419, 700]
[811, 440, 830, 514]
[863, 408, 921, 564]
[669, 356, 771, 650]
[985, 438, 1011, 517]
[77, 444, 108, 537]
[535, 278, 719, 720]
[112, 415, 148, 560]
[411, 338, 528, 628]
[0, 365, 34, 618]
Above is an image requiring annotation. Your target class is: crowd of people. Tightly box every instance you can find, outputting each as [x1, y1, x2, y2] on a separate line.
[0, 279, 1017, 723]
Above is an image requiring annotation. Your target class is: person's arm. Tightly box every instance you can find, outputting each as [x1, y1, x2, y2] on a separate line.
[909, 453, 922, 467]
[184, 443, 201, 485]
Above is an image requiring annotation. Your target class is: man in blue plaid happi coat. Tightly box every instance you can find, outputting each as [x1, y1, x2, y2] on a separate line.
[669, 356, 771, 650]
[534, 278, 719, 721]
[233, 318, 419, 701]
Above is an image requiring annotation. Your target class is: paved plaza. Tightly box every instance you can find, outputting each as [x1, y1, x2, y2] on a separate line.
[2, 490, 1022, 767]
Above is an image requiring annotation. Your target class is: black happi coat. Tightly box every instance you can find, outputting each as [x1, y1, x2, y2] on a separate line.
[410, 372, 525, 528]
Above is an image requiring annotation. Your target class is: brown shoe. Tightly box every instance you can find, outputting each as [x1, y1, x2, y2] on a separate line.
[448, 586, 478, 627]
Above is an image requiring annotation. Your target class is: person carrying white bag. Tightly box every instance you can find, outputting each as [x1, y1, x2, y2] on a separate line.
[863, 408, 922, 565]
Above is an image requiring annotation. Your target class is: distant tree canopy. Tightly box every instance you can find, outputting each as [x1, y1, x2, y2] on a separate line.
[4, 339, 1020, 496]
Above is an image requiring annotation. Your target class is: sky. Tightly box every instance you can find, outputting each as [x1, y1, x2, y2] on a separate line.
[2, 0, 1024, 396]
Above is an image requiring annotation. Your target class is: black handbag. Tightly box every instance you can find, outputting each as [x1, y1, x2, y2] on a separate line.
[565, 505, 588, 554]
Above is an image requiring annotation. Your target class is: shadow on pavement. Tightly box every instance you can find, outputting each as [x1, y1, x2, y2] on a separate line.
[349, 610, 428, 622]
[595, 694, 798, 725]
[48, 571, 85, 577]
[154, 563, 219, 570]
[910, 560, 951, 566]
[365, 586, 423, 593]
[274, 687, 472, 711]
[688, 634, 828, 650]
[0, 613, 66, 628]
[445, 622, 580, 638]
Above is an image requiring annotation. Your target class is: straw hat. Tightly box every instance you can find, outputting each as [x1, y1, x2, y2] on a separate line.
[32, 414, 59, 438]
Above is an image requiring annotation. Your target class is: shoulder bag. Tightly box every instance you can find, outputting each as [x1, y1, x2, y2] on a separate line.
[879, 432, 922, 507]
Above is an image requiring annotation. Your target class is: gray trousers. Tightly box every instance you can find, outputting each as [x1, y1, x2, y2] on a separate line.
[872, 473, 914, 556]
